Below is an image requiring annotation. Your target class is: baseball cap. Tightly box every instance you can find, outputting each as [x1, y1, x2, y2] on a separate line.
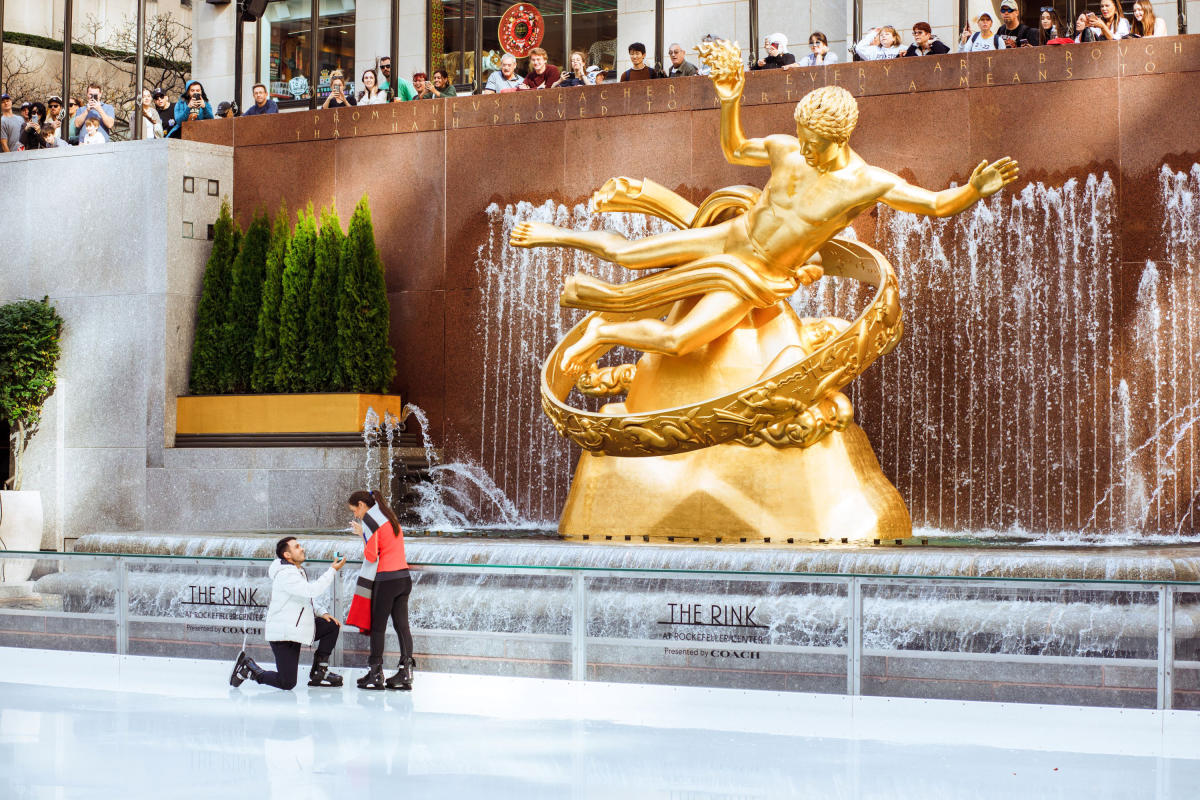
[0, 93, 10, 100]
[151, 87, 166, 99]
[47, 95, 63, 105]
[999, 0, 1018, 9]
[978, 10, 993, 19]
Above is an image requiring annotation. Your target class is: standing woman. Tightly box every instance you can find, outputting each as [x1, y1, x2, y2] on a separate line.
[139, 89, 163, 138]
[322, 73, 357, 108]
[1130, 0, 1167, 36]
[357, 68, 390, 104]
[554, 51, 593, 87]
[1037, 8, 1068, 44]
[348, 489, 414, 690]
[1088, 0, 1131, 40]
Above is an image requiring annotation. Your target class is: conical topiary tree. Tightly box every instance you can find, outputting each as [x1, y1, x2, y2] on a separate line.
[189, 199, 239, 394]
[251, 203, 290, 393]
[337, 195, 395, 393]
[276, 205, 318, 392]
[223, 209, 271, 393]
[305, 204, 345, 391]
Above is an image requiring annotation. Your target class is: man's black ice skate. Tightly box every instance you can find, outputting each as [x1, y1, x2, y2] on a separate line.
[230, 650, 264, 687]
[356, 664, 386, 690]
[308, 661, 343, 687]
[385, 656, 415, 690]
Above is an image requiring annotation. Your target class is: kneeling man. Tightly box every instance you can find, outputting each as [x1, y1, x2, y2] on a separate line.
[231, 537, 347, 689]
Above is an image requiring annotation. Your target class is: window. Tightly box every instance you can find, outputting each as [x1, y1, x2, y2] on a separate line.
[264, 1, 314, 102]
[571, 0, 616, 72]
[316, 2, 357, 100]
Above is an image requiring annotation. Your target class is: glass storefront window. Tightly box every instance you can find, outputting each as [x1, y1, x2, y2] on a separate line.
[264, 1, 313, 102]
[438, 1, 479, 86]
[444, 0, 615, 91]
[260, 0, 356, 106]
[316, 2, 357, 100]
[571, 0, 616, 72]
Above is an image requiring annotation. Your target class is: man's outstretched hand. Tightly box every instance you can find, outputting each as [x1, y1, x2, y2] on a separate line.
[969, 157, 1020, 197]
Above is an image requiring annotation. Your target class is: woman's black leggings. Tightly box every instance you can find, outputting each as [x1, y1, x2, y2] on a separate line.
[368, 574, 413, 667]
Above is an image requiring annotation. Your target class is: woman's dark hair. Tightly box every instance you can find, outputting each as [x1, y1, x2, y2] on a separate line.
[347, 489, 402, 536]
[276, 536, 297, 560]
[809, 31, 829, 45]
[29, 101, 46, 121]
[1039, 8, 1067, 43]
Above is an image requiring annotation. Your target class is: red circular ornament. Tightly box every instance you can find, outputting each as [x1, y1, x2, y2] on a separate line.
[498, 4, 545, 58]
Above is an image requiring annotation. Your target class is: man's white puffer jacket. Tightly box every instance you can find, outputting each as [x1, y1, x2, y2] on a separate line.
[263, 560, 337, 645]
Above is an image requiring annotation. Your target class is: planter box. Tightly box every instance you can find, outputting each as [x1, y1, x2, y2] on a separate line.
[175, 393, 405, 447]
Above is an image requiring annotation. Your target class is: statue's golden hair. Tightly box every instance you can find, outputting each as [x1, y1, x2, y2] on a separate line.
[794, 85, 859, 144]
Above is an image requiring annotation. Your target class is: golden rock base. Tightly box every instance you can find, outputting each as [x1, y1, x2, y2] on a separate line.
[559, 422, 912, 544]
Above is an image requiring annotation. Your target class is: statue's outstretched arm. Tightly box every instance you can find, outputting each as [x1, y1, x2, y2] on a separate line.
[878, 158, 1019, 218]
[698, 40, 769, 167]
[719, 94, 769, 167]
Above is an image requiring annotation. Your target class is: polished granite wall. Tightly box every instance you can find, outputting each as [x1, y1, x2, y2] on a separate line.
[0, 140, 367, 546]
[188, 36, 1200, 534]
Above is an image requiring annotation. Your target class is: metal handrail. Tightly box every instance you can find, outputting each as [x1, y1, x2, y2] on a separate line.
[4, 549, 1199, 588]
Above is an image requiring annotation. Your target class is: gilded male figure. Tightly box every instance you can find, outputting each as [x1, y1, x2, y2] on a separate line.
[511, 42, 1018, 375]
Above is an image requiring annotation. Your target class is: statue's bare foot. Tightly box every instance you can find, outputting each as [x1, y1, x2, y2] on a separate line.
[561, 316, 606, 376]
[510, 221, 560, 248]
[797, 264, 824, 286]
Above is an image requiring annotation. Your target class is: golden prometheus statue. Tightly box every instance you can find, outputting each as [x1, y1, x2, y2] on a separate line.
[511, 40, 1018, 544]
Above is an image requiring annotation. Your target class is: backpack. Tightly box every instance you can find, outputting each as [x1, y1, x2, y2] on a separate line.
[969, 32, 1001, 49]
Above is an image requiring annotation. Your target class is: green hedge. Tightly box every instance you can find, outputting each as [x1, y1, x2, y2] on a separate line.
[189, 196, 394, 396]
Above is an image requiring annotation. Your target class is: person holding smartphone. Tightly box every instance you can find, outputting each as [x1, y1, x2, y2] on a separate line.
[322, 73, 356, 108]
[72, 82, 116, 142]
[230, 536, 347, 690]
[166, 80, 213, 138]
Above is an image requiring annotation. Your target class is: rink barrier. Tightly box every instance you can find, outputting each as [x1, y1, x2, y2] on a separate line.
[0, 550, 1197, 710]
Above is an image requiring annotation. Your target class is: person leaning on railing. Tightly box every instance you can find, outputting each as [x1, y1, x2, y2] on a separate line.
[1087, 0, 1131, 39]
[522, 47, 562, 89]
[959, 12, 1006, 51]
[553, 51, 595, 87]
[356, 69, 390, 105]
[751, 33, 796, 69]
[855, 26, 904, 60]
[792, 31, 839, 66]
[1131, 0, 1167, 36]
[903, 22, 950, 56]
[322, 73, 356, 109]
[483, 53, 524, 93]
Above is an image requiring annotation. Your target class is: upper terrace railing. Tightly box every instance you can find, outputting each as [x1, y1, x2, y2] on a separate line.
[179, 35, 1200, 149]
[2, 549, 1197, 710]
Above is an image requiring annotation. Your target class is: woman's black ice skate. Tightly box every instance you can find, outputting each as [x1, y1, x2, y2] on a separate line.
[384, 656, 414, 691]
[308, 661, 343, 687]
[230, 650, 264, 687]
[356, 664, 386, 690]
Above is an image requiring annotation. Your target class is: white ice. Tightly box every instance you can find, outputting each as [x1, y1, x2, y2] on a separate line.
[1, 647, 1198, 799]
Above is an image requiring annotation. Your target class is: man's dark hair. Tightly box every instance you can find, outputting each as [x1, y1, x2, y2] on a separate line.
[276, 536, 297, 560]
[629, 42, 646, 54]
[252, 83, 267, 93]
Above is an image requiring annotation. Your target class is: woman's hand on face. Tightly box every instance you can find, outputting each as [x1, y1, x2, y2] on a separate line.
[350, 520, 363, 538]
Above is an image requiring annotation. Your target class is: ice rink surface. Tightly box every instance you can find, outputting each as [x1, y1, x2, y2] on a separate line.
[2, 648, 1199, 800]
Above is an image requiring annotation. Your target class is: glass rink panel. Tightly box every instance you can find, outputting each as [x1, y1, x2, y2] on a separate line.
[860, 581, 1170, 709]
[582, 574, 850, 693]
[0, 554, 118, 654]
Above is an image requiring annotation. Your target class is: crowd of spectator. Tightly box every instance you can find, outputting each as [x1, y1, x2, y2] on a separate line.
[0, 1, 1178, 153]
